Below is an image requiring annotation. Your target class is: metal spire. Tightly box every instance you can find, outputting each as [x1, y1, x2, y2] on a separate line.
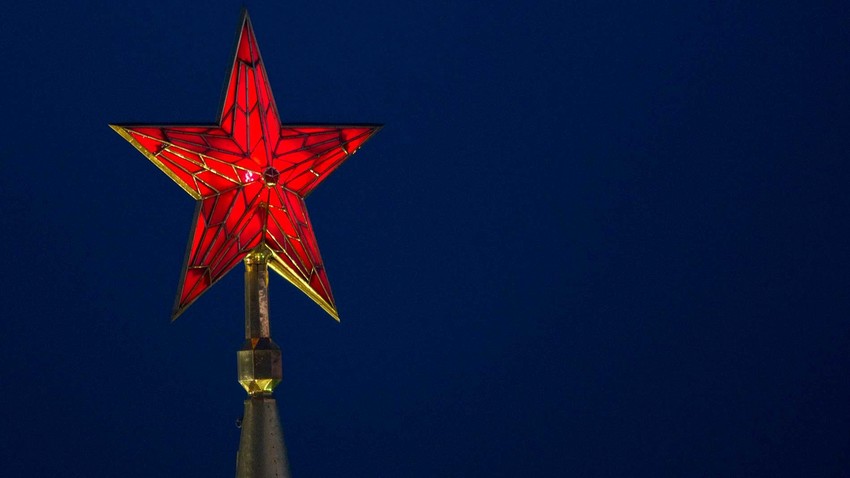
[236, 248, 291, 477]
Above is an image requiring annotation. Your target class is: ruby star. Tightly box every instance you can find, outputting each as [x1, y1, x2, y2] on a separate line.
[111, 12, 380, 320]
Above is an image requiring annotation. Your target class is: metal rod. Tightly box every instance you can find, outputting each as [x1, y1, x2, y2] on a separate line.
[244, 248, 271, 339]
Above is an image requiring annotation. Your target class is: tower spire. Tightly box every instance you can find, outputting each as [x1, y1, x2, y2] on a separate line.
[236, 248, 291, 477]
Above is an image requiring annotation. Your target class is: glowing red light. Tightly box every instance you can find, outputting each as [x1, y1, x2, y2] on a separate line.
[112, 13, 380, 319]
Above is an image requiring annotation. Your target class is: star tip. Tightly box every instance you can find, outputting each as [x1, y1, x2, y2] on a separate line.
[369, 124, 385, 137]
[240, 8, 253, 28]
[327, 307, 341, 323]
[170, 303, 188, 322]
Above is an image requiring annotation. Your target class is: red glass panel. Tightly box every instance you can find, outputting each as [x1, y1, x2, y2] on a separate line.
[183, 268, 210, 305]
[309, 273, 325, 298]
[285, 172, 318, 193]
[273, 137, 302, 156]
[205, 135, 242, 154]
[158, 150, 202, 174]
[196, 169, 238, 193]
[129, 131, 164, 154]
[246, 68, 258, 109]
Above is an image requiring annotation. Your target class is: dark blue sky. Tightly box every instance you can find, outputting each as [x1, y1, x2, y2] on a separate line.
[2, 1, 849, 476]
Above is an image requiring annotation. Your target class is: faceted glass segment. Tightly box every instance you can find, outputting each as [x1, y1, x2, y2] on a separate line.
[111, 12, 381, 320]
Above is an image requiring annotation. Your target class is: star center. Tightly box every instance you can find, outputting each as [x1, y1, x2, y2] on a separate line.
[262, 166, 280, 186]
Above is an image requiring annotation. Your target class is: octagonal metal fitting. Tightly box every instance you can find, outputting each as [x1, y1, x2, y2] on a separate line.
[238, 337, 283, 395]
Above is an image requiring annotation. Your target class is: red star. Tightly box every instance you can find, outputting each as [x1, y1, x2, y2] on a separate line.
[111, 12, 380, 320]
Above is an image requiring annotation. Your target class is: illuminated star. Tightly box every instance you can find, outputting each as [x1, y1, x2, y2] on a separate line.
[111, 12, 380, 320]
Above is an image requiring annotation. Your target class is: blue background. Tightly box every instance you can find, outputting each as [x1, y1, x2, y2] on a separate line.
[1, 1, 849, 476]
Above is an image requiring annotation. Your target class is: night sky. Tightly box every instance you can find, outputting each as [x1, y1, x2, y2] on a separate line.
[2, 1, 850, 476]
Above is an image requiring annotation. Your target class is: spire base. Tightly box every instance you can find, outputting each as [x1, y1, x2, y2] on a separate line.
[235, 396, 291, 478]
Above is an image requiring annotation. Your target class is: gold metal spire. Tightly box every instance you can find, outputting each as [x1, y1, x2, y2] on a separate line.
[237, 246, 283, 395]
